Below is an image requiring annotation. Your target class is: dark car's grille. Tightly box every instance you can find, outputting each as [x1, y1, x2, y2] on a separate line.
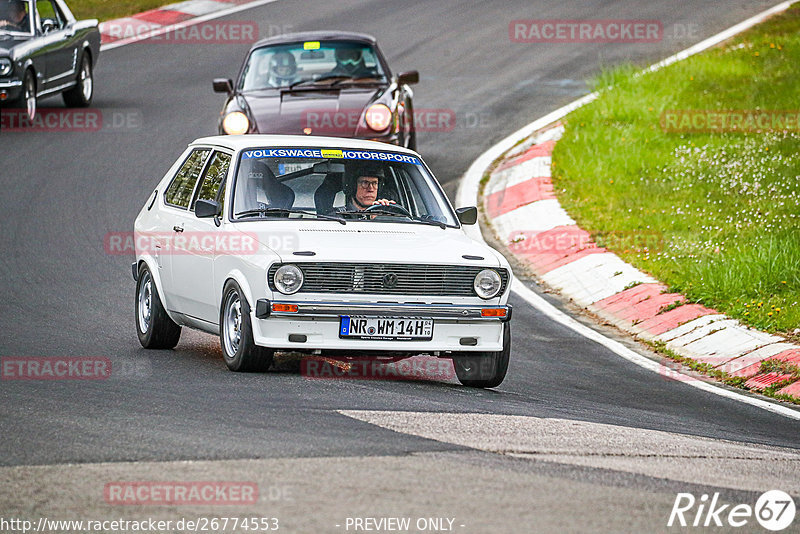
[269, 263, 509, 297]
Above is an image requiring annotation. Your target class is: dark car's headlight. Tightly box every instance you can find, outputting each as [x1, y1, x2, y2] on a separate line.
[223, 111, 250, 135]
[0, 59, 12, 77]
[274, 265, 303, 295]
[365, 103, 392, 131]
[474, 269, 502, 299]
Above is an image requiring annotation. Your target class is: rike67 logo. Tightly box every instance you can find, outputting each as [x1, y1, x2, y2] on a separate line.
[668, 490, 796, 530]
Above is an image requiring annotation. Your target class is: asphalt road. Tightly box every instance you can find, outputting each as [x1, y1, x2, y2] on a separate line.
[1, 1, 799, 532]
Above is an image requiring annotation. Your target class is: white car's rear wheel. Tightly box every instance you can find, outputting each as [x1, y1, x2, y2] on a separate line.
[220, 281, 273, 372]
[135, 264, 181, 349]
[452, 323, 510, 388]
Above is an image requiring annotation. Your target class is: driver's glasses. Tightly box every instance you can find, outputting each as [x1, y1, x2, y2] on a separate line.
[357, 178, 379, 190]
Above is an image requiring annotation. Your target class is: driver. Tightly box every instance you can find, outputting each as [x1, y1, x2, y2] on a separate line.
[0, 0, 28, 32]
[344, 163, 395, 211]
[330, 46, 373, 78]
[266, 51, 297, 87]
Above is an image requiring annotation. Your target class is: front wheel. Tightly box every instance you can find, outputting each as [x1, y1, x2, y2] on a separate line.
[136, 264, 181, 349]
[220, 281, 273, 372]
[63, 53, 93, 107]
[12, 69, 37, 121]
[452, 323, 510, 388]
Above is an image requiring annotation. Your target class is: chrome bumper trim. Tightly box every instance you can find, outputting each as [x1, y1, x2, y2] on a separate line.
[264, 300, 511, 321]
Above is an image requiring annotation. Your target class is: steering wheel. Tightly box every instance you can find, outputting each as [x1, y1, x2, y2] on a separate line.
[364, 203, 412, 217]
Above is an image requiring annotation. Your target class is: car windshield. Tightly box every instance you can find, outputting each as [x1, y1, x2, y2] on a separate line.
[231, 147, 458, 227]
[240, 41, 387, 91]
[0, 0, 32, 35]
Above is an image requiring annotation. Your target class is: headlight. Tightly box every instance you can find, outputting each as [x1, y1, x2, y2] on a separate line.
[222, 111, 250, 135]
[0, 59, 12, 77]
[365, 103, 391, 131]
[274, 265, 303, 295]
[474, 269, 502, 299]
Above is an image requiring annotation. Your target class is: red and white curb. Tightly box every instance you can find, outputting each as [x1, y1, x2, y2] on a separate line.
[483, 125, 800, 400]
[457, 1, 800, 418]
[98, 0, 281, 50]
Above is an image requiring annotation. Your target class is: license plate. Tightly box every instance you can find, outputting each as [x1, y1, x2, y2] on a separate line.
[339, 316, 433, 341]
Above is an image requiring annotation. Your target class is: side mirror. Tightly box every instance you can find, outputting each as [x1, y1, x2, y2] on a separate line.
[456, 206, 478, 225]
[41, 19, 57, 34]
[195, 199, 222, 219]
[397, 70, 419, 85]
[213, 78, 234, 95]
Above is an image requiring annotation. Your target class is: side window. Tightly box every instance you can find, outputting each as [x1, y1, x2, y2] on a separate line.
[36, 0, 65, 30]
[164, 149, 211, 209]
[192, 152, 231, 210]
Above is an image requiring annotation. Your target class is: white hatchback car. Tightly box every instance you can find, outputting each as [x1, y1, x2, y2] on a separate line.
[133, 135, 513, 387]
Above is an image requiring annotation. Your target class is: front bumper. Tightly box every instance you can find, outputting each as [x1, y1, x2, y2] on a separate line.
[251, 299, 511, 352]
[0, 80, 23, 103]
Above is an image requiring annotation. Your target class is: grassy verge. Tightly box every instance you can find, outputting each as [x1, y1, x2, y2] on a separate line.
[552, 4, 800, 338]
[68, 1, 174, 22]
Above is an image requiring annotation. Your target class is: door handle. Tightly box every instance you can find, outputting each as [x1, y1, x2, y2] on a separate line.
[173, 225, 184, 233]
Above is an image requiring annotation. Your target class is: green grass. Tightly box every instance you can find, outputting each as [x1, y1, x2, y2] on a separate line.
[68, 0, 173, 22]
[552, 4, 800, 337]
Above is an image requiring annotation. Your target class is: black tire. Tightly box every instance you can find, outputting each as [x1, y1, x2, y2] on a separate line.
[452, 323, 511, 388]
[219, 280, 273, 372]
[12, 69, 37, 121]
[136, 264, 181, 349]
[63, 53, 93, 108]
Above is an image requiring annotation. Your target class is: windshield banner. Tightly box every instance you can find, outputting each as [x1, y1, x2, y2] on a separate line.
[241, 148, 421, 165]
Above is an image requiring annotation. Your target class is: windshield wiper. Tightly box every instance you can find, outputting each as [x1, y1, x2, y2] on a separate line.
[286, 75, 352, 90]
[337, 209, 408, 218]
[235, 208, 346, 225]
[332, 76, 385, 86]
[412, 217, 448, 229]
[338, 209, 449, 228]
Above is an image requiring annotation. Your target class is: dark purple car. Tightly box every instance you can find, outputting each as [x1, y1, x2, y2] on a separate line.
[213, 31, 419, 149]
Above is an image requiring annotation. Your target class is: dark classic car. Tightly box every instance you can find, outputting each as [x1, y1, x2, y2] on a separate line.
[213, 31, 419, 149]
[0, 0, 100, 120]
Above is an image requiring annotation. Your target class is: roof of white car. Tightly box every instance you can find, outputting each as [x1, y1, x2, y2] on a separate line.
[190, 135, 420, 156]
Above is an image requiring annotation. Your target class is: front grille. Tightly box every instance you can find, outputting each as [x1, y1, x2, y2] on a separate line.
[269, 263, 509, 297]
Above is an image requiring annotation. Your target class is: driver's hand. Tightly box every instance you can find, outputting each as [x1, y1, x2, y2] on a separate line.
[372, 199, 396, 206]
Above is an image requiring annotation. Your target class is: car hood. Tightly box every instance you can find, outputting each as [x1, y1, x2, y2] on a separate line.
[239, 222, 504, 266]
[0, 35, 26, 54]
[242, 87, 381, 136]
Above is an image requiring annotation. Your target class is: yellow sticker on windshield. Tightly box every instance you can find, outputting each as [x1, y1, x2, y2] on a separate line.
[303, 41, 320, 50]
[321, 149, 343, 159]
